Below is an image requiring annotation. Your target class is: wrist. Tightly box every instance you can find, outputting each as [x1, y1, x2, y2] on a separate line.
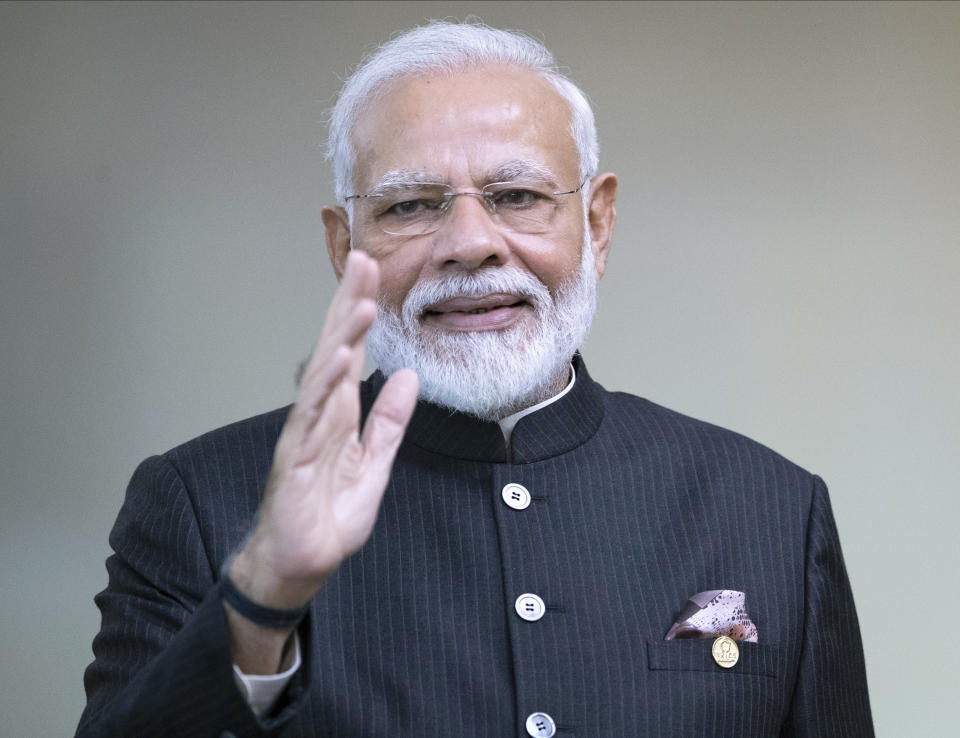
[222, 552, 313, 676]
[221, 566, 311, 630]
[224, 599, 298, 675]
[228, 543, 327, 611]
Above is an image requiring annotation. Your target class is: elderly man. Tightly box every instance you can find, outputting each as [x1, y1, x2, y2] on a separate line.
[78, 21, 873, 738]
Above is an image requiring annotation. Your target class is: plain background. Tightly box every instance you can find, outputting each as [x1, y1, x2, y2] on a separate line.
[2, 2, 957, 734]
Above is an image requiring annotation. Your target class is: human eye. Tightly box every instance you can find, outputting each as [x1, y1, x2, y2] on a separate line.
[385, 198, 431, 218]
[377, 188, 445, 221]
[490, 187, 547, 210]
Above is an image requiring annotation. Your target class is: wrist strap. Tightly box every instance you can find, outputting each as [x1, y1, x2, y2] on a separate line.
[220, 568, 310, 630]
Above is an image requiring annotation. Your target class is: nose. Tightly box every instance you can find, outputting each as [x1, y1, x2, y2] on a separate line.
[429, 192, 510, 272]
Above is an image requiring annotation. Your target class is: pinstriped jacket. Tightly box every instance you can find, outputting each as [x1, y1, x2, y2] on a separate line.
[77, 357, 873, 737]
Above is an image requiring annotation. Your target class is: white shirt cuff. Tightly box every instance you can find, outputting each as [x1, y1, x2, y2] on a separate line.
[232, 632, 302, 717]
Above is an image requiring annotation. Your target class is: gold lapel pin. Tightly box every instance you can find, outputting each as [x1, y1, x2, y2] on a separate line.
[712, 635, 740, 668]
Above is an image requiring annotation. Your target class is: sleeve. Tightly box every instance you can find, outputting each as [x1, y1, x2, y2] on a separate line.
[781, 475, 874, 736]
[234, 634, 302, 717]
[76, 454, 311, 738]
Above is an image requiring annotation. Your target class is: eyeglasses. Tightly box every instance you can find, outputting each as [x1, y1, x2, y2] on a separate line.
[344, 180, 586, 237]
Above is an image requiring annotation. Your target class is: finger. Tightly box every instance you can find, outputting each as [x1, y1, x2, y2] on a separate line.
[299, 296, 376, 389]
[294, 344, 352, 424]
[286, 251, 381, 463]
[300, 254, 379, 384]
[313, 338, 365, 437]
[344, 249, 380, 300]
[300, 252, 378, 385]
[319, 251, 379, 344]
[346, 311, 368, 379]
[360, 368, 419, 463]
[297, 366, 364, 463]
[276, 345, 352, 462]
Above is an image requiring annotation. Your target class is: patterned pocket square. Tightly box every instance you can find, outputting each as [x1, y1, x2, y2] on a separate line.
[665, 589, 758, 642]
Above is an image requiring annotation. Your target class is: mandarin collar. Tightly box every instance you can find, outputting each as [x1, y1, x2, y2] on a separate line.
[361, 354, 604, 464]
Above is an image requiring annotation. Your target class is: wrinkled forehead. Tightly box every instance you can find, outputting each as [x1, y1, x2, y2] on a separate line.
[350, 65, 579, 192]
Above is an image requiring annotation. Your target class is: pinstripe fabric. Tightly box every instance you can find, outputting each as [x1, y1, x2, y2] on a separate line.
[78, 356, 872, 736]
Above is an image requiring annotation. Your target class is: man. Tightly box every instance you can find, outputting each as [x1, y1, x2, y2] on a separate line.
[78, 21, 873, 737]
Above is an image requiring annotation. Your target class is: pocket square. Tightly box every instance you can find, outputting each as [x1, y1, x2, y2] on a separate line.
[665, 589, 758, 642]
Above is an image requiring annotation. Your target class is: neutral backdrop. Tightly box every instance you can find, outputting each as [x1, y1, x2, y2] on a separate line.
[2, 2, 957, 735]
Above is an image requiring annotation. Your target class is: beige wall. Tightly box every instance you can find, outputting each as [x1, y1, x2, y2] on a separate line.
[2, 2, 957, 733]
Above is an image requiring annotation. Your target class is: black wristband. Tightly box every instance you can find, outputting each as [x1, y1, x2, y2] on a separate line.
[220, 568, 310, 630]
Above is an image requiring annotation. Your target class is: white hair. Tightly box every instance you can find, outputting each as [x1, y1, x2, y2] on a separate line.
[326, 20, 599, 203]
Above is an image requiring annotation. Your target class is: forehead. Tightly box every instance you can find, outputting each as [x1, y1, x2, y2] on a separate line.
[351, 65, 578, 189]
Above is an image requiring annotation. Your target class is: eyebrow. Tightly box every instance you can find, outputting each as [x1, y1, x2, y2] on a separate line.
[371, 170, 443, 192]
[489, 159, 559, 187]
[369, 159, 561, 193]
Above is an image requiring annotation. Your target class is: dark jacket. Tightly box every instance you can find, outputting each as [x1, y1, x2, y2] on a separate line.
[78, 358, 873, 737]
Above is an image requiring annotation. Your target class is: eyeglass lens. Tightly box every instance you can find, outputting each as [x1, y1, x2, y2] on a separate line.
[361, 182, 574, 236]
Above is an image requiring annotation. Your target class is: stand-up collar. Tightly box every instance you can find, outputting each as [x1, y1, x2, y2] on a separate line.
[362, 354, 605, 464]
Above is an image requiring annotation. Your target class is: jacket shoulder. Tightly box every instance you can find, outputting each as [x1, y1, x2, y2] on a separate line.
[133, 405, 292, 564]
[152, 406, 292, 526]
[601, 389, 814, 481]
[162, 405, 291, 468]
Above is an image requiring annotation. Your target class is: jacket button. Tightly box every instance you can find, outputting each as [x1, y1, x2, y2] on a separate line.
[525, 711, 556, 737]
[515, 593, 546, 622]
[501, 483, 531, 510]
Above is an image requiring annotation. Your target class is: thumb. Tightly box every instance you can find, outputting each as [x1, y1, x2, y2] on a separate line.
[361, 369, 419, 462]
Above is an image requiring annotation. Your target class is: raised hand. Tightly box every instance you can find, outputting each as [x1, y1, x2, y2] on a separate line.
[225, 250, 418, 672]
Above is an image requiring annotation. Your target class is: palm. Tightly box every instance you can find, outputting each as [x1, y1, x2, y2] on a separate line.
[272, 413, 396, 574]
[235, 251, 418, 607]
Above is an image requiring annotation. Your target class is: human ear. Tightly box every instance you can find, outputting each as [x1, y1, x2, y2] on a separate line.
[586, 173, 618, 279]
[322, 206, 352, 280]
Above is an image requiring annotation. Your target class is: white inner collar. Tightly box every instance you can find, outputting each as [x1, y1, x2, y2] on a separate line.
[497, 363, 576, 448]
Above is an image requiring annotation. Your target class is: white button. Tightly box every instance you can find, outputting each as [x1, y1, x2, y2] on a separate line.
[525, 712, 556, 737]
[501, 483, 531, 510]
[515, 593, 546, 621]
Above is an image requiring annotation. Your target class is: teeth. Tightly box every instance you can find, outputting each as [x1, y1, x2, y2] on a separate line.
[433, 303, 520, 315]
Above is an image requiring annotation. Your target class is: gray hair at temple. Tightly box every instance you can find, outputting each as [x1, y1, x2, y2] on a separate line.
[326, 20, 600, 208]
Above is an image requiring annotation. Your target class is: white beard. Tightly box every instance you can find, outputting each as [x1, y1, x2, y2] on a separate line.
[366, 240, 597, 421]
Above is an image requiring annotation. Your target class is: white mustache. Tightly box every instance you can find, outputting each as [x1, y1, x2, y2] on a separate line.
[398, 267, 552, 324]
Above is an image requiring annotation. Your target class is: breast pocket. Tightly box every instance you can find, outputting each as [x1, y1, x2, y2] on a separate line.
[646, 638, 780, 677]
[643, 640, 788, 737]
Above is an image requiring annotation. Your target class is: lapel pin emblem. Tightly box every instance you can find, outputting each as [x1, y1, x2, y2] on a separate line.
[712, 635, 740, 668]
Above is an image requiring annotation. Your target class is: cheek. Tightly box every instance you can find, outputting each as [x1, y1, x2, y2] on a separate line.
[370, 249, 427, 311]
[513, 233, 586, 295]
[350, 225, 433, 311]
